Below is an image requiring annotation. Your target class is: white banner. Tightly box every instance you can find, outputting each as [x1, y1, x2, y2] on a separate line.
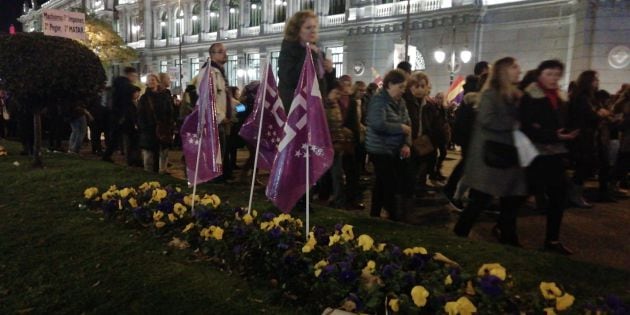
[42, 9, 86, 40]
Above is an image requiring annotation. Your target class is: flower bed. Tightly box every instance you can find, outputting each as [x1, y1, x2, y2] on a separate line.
[81, 182, 626, 314]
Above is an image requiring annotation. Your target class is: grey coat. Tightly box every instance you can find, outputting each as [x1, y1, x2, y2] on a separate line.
[461, 89, 527, 197]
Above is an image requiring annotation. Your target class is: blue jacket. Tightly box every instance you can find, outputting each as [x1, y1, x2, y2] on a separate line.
[365, 90, 411, 156]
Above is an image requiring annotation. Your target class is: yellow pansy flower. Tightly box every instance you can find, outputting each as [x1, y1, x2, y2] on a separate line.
[388, 298, 400, 312]
[445, 275, 453, 286]
[183, 194, 200, 207]
[302, 232, 317, 253]
[168, 213, 177, 222]
[153, 210, 164, 221]
[200, 228, 211, 240]
[242, 214, 254, 225]
[555, 293, 575, 311]
[128, 198, 138, 208]
[411, 285, 429, 307]
[101, 191, 113, 201]
[465, 280, 476, 295]
[444, 297, 477, 315]
[83, 187, 98, 199]
[356, 234, 374, 251]
[544, 307, 557, 315]
[328, 233, 341, 246]
[107, 185, 117, 192]
[314, 259, 328, 277]
[295, 218, 303, 228]
[540, 282, 563, 300]
[375, 243, 387, 253]
[341, 224, 354, 241]
[403, 247, 428, 256]
[175, 187, 181, 192]
[182, 223, 195, 233]
[155, 221, 166, 229]
[210, 226, 224, 240]
[173, 203, 187, 217]
[361, 260, 376, 276]
[200, 194, 221, 207]
[119, 187, 133, 199]
[151, 189, 167, 203]
[477, 263, 507, 281]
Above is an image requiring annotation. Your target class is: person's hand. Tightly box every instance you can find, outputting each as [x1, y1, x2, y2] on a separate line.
[400, 145, 411, 159]
[328, 89, 340, 103]
[597, 108, 611, 117]
[557, 128, 579, 140]
[401, 124, 411, 136]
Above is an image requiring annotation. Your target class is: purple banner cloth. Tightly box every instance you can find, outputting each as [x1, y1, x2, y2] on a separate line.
[238, 63, 287, 170]
[266, 45, 334, 213]
[180, 63, 222, 185]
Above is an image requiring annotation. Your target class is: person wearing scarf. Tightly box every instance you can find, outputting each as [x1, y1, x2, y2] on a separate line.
[520, 60, 579, 255]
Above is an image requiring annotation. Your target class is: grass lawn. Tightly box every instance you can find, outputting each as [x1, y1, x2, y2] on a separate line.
[1, 139, 628, 314]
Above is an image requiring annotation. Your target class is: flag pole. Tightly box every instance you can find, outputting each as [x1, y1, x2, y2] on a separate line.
[190, 58, 211, 214]
[247, 61, 269, 215]
[304, 43, 313, 240]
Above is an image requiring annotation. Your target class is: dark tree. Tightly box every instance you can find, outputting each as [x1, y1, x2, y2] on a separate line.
[0, 32, 106, 166]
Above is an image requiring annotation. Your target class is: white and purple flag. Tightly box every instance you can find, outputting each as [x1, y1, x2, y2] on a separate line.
[180, 63, 222, 185]
[238, 63, 287, 170]
[265, 46, 334, 213]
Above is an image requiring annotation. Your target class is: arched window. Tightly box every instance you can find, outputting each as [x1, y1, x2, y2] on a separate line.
[130, 16, 140, 41]
[273, 0, 286, 23]
[228, 0, 239, 30]
[208, 0, 219, 32]
[174, 7, 184, 37]
[250, 0, 262, 27]
[329, 0, 345, 15]
[191, 4, 201, 35]
[160, 11, 168, 39]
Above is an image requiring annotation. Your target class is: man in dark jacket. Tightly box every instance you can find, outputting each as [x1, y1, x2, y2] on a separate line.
[102, 67, 138, 163]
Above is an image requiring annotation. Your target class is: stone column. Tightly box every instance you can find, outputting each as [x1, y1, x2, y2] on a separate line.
[143, 0, 152, 46]
[240, 0, 249, 36]
[219, 0, 229, 38]
[200, 0, 207, 33]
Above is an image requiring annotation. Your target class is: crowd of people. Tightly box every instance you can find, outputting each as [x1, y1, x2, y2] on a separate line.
[1, 10, 629, 256]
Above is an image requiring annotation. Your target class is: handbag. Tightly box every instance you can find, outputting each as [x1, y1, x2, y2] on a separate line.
[412, 134, 434, 156]
[483, 140, 518, 168]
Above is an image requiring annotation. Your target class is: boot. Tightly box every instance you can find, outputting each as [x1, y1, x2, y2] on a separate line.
[567, 182, 592, 208]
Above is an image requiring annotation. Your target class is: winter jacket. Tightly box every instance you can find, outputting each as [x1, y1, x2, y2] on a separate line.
[365, 90, 411, 156]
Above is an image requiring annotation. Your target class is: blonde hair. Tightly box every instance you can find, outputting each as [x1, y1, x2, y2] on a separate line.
[407, 71, 429, 90]
[482, 57, 519, 103]
[284, 10, 318, 42]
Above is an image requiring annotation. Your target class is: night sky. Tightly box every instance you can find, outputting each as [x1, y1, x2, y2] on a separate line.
[0, 0, 25, 33]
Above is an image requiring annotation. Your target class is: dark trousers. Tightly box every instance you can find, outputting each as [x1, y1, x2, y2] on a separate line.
[370, 154, 403, 218]
[46, 114, 64, 151]
[103, 125, 122, 158]
[454, 189, 524, 243]
[342, 151, 361, 204]
[433, 142, 448, 177]
[527, 155, 568, 242]
[444, 146, 468, 196]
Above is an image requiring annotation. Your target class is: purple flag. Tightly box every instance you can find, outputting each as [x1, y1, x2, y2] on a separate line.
[238, 63, 287, 170]
[266, 45, 334, 212]
[180, 64, 222, 185]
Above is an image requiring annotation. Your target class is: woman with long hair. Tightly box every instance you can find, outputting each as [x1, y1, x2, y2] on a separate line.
[454, 57, 526, 246]
[365, 69, 412, 221]
[278, 10, 336, 112]
[137, 73, 174, 173]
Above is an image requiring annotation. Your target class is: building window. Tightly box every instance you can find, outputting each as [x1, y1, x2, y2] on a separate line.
[329, 0, 345, 15]
[208, 0, 219, 32]
[328, 46, 344, 78]
[273, 0, 286, 23]
[302, 0, 314, 10]
[190, 58, 200, 80]
[160, 60, 168, 73]
[175, 7, 184, 37]
[191, 4, 201, 35]
[246, 53, 260, 82]
[415, 52, 426, 71]
[225, 54, 239, 87]
[250, 0, 262, 27]
[228, 0, 239, 30]
[130, 16, 140, 41]
[270, 51, 280, 82]
[160, 11, 168, 39]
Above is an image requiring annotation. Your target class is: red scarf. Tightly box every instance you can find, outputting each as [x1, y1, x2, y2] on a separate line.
[539, 83, 559, 110]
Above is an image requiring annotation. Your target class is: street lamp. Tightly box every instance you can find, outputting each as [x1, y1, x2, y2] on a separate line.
[434, 26, 472, 85]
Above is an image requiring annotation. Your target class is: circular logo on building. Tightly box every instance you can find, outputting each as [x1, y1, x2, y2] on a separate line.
[608, 45, 630, 69]
[353, 61, 365, 75]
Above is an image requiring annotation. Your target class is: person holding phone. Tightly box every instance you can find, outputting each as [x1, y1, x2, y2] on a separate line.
[278, 10, 336, 112]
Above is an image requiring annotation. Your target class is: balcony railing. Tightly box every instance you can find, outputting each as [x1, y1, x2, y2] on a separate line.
[243, 26, 260, 37]
[201, 32, 217, 42]
[374, 0, 444, 17]
[323, 14, 346, 27]
[269, 22, 284, 34]
[226, 29, 238, 39]
[118, 0, 137, 4]
[126, 39, 145, 49]
[168, 37, 180, 46]
[184, 34, 199, 44]
[154, 39, 167, 47]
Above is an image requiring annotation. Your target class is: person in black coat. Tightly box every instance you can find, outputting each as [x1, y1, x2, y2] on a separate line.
[278, 10, 336, 112]
[102, 67, 138, 162]
[520, 60, 579, 255]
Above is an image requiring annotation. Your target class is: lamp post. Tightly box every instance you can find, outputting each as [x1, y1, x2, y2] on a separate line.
[434, 26, 472, 85]
[177, 1, 183, 93]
